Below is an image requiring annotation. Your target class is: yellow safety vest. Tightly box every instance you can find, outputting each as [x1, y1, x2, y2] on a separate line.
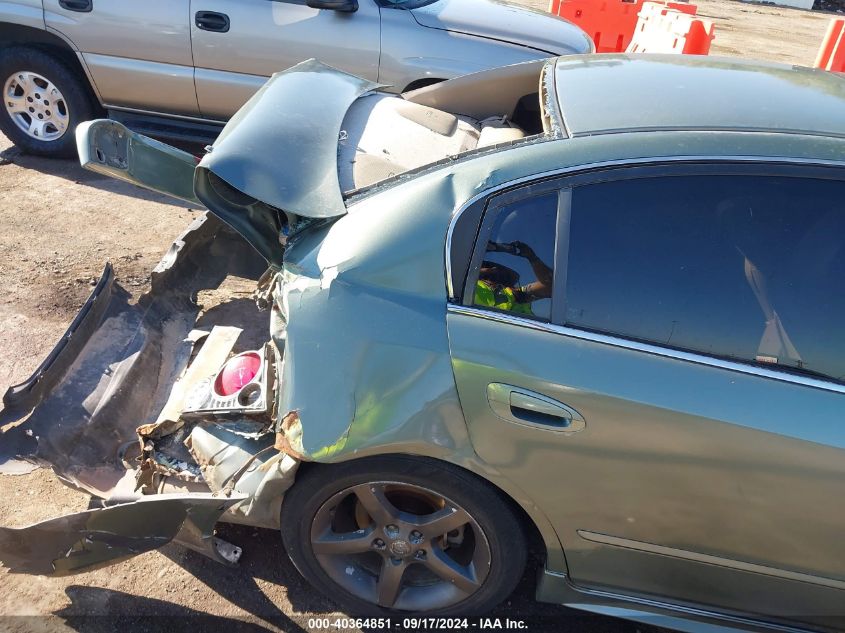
[474, 280, 532, 315]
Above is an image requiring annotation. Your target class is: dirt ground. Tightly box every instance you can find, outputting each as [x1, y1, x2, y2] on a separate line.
[692, 0, 834, 64]
[0, 1, 837, 631]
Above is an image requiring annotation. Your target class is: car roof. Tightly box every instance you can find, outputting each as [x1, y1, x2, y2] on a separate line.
[554, 54, 845, 139]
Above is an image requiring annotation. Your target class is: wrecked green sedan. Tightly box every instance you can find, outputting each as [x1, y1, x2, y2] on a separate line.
[2, 55, 845, 631]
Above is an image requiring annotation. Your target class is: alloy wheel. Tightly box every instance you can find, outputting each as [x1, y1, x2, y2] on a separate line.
[310, 481, 492, 611]
[3, 71, 70, 141]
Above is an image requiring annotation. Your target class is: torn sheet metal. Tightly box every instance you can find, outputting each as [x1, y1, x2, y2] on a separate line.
[0, 493, 245, 576]
[539, 58, 565, 138]
[134, 325, 243, 487]
[275, 410, 305, 459]
[187, 423, 298, 529]
[133, 325, 283, 502]
[0, 213, 266, 497]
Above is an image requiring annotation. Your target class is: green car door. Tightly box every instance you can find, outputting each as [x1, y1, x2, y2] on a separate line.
[446, 161, 845, 629]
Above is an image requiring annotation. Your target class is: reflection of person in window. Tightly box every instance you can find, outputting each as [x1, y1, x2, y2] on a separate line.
[475, 241, 553, 316]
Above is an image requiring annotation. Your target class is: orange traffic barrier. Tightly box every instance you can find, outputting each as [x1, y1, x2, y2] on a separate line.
[626, 1, 714, 55]
[548, 0, 696, 53]
[815, 19, 845, 72]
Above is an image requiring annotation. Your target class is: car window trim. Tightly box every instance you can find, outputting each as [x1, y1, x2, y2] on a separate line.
[448, 304, 845, 396]
[447, 157, 845, 393]
[550, 189, 571, 326]
[461, 182, 562, 321]
[445, 156, 845, 303]
[553, 162, 845, 386]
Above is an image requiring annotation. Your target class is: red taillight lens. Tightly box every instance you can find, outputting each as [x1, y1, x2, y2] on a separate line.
[214, 352, 261, 396]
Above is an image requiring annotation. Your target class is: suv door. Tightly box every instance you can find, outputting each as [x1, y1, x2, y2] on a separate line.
[446, 163, 845, 629]
[189, 0, 381, 120]
[44, 0, 199, 116]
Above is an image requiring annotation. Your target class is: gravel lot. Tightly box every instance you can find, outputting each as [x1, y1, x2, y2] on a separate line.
[0, 1, 838, 631]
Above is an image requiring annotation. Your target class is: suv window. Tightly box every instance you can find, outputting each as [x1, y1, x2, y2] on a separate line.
[563, 174, 845, 384]
[473, 191, 557, 321]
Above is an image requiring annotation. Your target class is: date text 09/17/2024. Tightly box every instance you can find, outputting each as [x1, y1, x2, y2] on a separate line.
[306, 618, 529, 630]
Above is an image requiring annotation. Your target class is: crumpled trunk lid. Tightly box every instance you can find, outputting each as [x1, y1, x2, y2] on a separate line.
[192, 59, 382, 266]
[76, 60, 381, 268]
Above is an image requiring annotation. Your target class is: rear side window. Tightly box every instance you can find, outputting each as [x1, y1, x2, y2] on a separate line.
[563, 174, 845, 384]
[473, 192, 557, 321]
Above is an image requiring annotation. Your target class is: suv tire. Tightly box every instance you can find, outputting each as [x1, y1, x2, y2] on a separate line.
[0, 46, 97, 158]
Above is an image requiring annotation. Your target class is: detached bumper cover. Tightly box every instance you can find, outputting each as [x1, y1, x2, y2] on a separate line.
[0, 212, 265, 497]
[4, 262, 115, 412]
[0, 493, 246, 576]
[0, 213, 274, 574]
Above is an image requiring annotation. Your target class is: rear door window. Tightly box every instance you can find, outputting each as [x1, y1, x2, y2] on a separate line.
[562, 174, 845, 384]
[471, 191, 558, 321]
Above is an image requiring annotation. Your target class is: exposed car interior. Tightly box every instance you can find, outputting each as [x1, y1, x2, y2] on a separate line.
[338, 59, 548, 191]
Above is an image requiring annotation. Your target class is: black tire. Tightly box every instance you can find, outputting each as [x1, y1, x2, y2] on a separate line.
[281, 455, 527, 616]
[0, 46, 97, 158]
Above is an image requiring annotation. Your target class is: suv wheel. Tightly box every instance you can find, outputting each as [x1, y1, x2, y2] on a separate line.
[281, 455, 527, 615]
[0, 47, 96, 158]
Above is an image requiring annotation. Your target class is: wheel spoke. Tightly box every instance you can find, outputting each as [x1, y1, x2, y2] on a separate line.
[52, 112, 68, 132]
[42, 78, 58, 97]
[14, 72, 31, 93]
[5, 94, 26, 114]
[376, 558, 406, 607]
[352, 483, 400, 526]
[28, 118, 47, 138]
[312, 527, 374, 555]
[424, 547, 480, 594]
[414, 506, 471, 539]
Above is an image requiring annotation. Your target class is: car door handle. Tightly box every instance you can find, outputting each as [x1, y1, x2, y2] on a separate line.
[195, 11, 230, 33]
[59, 0, 92, 12]
[487, 383, 586, 433]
